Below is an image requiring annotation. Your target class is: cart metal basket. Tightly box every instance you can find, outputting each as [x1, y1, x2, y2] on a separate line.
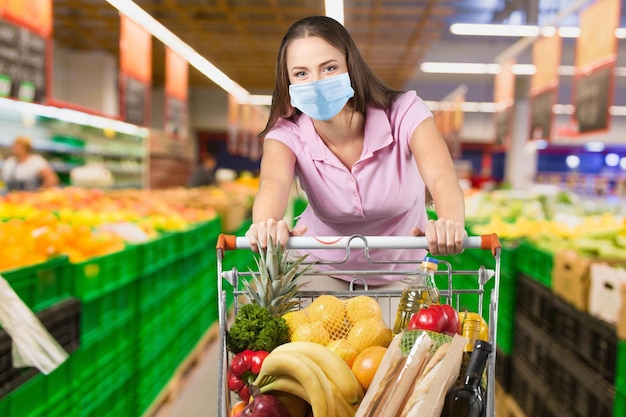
[216, 234, 502, 417]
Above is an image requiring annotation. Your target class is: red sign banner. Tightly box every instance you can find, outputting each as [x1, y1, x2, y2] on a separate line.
[119, 15, 152, 84]
[0, 0, 52, 37]
[165, 47, 188, 100]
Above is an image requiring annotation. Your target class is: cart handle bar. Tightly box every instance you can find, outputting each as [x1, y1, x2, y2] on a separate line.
[217, 234, 501, 256]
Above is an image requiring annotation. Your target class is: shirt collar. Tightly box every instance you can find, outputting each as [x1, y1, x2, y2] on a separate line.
[298, 105, 395, 162]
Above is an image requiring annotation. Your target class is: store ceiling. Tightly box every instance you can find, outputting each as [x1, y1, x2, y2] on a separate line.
[50, 0, 490, 94]
[52, 1, 626, 100]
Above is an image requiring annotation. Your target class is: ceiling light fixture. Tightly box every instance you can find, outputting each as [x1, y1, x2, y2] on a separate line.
[106, 0, 251, 103]
[450, 23, 625, 39]
[420, 62, 625, 77]
[325, 0, 345, 25]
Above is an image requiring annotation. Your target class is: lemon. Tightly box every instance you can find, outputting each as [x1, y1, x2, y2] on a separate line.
[282, 310, 310, 336]
[326, 339, 360, 367]
[345, 295, 383, 324]
[304, 295, 346, 336]
[290, 321, 331, 345]
[347, 318, 393, 353]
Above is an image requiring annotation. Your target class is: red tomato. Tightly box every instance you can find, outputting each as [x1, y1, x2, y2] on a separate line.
[440, 304, 461, 335]
[408, 304, 448, 333]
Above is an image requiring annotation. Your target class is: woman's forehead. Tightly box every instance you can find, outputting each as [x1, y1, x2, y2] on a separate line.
[286, 36, 344, 67]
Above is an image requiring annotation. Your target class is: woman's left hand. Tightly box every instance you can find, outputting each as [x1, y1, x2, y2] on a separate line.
[411, 218, 466, 255]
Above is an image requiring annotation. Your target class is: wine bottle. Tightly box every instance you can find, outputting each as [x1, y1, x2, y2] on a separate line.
[440, 339, 492, 417]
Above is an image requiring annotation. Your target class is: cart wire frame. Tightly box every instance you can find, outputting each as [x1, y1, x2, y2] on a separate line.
[216, 234, 501, 417]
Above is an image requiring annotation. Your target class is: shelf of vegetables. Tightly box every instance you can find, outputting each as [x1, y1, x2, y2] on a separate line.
[0, 184, 257, 417]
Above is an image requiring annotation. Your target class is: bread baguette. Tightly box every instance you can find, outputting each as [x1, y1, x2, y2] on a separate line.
[400, 334, 465, 417]
[354, 333, 404, 417]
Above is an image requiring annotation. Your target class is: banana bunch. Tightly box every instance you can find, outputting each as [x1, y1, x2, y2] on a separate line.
[253, 341, 364, 417]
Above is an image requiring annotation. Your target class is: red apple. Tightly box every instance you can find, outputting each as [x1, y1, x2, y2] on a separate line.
[239, 394, 291, 417]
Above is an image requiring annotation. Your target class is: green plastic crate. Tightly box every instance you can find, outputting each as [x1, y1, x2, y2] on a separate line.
[72, 245, 141, 301]
[515, 240, 553, 288]
[1, 256, 72, 312]
[80, 280, 138, 341]
[137, 261, 179, 311]
[616, 385, 625, 417]
[617, 341, 626, 391]
[0, 354, 75, 417]
[178, 218, 220, 257]
[139, 233, 179, 274]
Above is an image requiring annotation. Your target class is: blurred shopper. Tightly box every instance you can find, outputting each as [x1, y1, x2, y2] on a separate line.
[246, 16, 466, 287]
[188, 153, 217, 187]
[1, 136, 59, 191]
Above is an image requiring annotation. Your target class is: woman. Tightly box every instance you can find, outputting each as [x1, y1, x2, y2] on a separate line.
[247, 16, 466, 289]
[2, 136, 59, 191]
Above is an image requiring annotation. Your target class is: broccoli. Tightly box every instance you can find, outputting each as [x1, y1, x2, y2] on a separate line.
[226, 303, 290, 354]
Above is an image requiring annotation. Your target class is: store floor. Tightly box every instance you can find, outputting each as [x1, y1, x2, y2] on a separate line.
[153, 336, 220, 417]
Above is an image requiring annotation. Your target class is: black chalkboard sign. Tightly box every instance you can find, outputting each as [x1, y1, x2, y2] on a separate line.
[165, 95, 187, 139]
[574, 65, 612, 133]
[122, 75, 147, 126]
[0, 19, 47, 103]
[530, 88, 555, 141]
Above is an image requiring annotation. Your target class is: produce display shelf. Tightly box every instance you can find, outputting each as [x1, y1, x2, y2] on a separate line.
[1, 256, 72, 313]
[80, 280, 138, 342]
[139, 232, 180, 275]
[617, 341, 626, 391]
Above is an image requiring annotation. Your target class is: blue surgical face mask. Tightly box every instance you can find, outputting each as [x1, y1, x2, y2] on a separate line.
[289, 72, 355, 121]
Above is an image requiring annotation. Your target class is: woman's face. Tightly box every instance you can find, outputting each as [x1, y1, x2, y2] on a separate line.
[12, 142, 28, 158]
[286, 36, 348, 85]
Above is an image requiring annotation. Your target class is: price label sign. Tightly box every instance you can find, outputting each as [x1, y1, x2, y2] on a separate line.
[529, 88, 556, 140]
[574, 66, 612, 133]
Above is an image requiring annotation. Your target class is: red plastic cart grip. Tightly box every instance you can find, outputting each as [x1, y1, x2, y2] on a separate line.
[480, 233, 502, 256]
[216, 234, 237, 252]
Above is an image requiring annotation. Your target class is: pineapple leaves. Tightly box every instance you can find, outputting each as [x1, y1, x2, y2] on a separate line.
[242, 236, 313, 317]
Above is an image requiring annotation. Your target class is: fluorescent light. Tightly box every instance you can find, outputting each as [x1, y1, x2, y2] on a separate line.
[450, 23, 625, 39]
[249, 95, 272, 106]
[325, 0, 344, 25]
[420, 62, 534, 75]
[552, 104, 575, 115]
[420, 62, 500, 74]
[566, 155, 580, 169]
[585, 142, 605, 152]
[106, 0, 251, 103]
[450, 23, 541, 37]
[605, 153, 620, 167]
[0, 97, 149, 137]
[422, 100, 626, 117]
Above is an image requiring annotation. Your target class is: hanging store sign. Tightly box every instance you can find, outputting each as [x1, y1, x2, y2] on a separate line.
[0, 18, 47, 103]
[529, 34, 561, 141]
[0, 0, 52, 37]
[572, 0, 619, 134]
[119, 15, 152, 126]
[164, 48, 189, 140]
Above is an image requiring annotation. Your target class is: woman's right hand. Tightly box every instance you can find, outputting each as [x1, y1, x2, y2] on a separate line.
[246, 219, 307, 252]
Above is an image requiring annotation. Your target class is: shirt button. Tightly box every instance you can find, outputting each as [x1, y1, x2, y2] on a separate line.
[353, 191, 358, 198]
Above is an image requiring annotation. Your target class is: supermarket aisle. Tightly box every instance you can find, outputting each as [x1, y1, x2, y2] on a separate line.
[154, 337, 220, 417]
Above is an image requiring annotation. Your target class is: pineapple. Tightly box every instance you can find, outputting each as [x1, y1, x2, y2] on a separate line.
[242, 236, 312, 317]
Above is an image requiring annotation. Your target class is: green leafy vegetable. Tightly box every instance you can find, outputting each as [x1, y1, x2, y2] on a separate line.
[226, 303, 290, 354]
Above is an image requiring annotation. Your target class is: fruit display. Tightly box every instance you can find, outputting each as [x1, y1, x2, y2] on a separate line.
[0, 185, 254, 270]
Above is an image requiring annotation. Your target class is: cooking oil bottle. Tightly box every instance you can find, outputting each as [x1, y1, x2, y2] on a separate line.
[392, 256, 440, 335]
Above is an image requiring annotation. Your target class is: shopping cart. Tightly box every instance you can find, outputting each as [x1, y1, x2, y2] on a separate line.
[216, 233, 502, 417]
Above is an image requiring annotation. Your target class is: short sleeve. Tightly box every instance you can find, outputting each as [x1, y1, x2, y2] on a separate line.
[389, 91, 433, 147]
[265, 118, 304, 155]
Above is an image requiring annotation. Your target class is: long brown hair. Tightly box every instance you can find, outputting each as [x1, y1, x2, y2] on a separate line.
[259, 16, 402, 138]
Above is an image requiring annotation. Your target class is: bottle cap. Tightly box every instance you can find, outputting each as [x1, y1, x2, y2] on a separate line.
[423, 256, 439, 264]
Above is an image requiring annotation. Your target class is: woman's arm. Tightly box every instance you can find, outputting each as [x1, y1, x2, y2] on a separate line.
[40, 166, 59, 189]
[409, 117, 466, 254]
[247, 138, 298, 249]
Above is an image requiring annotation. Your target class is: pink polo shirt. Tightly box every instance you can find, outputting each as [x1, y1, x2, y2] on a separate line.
[266, 91, 433, 285]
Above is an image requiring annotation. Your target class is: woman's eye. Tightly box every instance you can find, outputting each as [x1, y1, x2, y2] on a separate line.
[323, 66, 337, 73]
[294, 71, 306, 77]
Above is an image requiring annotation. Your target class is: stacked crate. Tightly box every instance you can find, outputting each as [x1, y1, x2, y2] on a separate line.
[0, 216, 226, 417]
[510, 274, 616, 417]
